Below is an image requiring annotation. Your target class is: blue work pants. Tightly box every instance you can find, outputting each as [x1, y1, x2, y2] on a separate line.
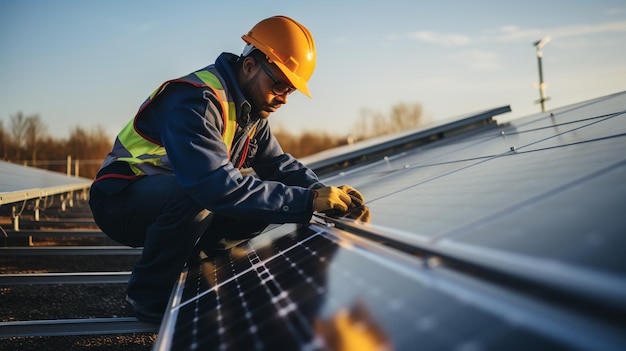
[89, 174, 211, 312]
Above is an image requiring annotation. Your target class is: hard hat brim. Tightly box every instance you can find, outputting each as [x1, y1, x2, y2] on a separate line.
[273, 61, 312, 98]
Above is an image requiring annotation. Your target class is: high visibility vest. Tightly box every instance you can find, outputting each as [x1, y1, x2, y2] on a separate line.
[102, 68, 255, 177]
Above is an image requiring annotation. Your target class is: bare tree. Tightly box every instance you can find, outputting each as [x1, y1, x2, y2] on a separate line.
[66, 125, 112, 178]
[0, 120, 7, 160]
[24, 114, 48, 162]
[9, 112, 28, 159]
[389, 103, 423, 133]
[352, 102, 423, 141]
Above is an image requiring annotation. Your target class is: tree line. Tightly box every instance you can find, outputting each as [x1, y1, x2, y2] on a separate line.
[1, 103, 423, 179]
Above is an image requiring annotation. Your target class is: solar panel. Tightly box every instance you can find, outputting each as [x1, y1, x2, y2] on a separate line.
[154, 92, 626, 350]
[157, 225, 605, 350]
[0, 160, 91, 205]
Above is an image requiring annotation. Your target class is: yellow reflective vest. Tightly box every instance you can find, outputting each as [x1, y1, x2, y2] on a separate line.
[99, 68, 256, 179]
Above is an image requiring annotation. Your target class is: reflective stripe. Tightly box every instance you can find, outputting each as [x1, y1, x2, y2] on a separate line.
[192, 71, 238, 152]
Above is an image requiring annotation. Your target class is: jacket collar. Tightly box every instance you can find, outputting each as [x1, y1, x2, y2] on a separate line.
[215, 52, 256, 127]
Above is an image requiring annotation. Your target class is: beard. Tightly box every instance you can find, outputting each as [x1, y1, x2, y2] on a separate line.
[242, 77, 271, 120]
[255, 108, 271, 119]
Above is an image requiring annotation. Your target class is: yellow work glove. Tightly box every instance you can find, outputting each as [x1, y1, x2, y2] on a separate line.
[338, 185, 365, 208]
[313, 186, 352, 213]
[345, 205, 371, 223]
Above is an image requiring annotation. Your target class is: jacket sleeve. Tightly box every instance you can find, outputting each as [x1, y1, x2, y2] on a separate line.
[158, 83, 315, 223]
[251, 120, 325, 190]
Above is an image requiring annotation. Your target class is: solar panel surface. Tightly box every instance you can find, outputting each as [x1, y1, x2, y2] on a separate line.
[154, 91, 626, 350]
[0, 160, 91, 205]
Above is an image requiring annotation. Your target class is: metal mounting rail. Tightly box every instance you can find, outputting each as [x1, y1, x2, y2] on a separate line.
[314, 214, 626, 326]
[0, 317, 159, 338]
[17, 219, 97, 227]
[0, 272, 131, 285]
[4, 229, 107, 238]
[0, 246, 142, 256]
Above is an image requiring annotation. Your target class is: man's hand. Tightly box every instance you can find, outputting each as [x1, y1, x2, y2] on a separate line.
[345, 205, 371, 223]
[313, 186, 352, 213]
[338, 185, 365, 208]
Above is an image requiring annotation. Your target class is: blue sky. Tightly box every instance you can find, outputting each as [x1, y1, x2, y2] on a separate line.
[1, 0, 625, 139]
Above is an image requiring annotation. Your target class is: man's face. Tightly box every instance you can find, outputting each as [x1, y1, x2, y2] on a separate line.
[242, 58, 294, 119]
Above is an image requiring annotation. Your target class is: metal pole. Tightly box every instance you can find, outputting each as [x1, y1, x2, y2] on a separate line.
[533, 37, 551, 112]
[536, 50, 546, 112]
[66, 155, 72, 176]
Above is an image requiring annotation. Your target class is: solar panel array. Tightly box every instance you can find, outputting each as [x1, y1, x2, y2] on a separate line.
[0, 160, 91, 205]
[154, 91, 626, 350]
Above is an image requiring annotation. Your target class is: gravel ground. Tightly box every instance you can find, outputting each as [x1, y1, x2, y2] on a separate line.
[0, 335, 157, 351]
[0, 281, 158, 351]
[0, 203, 159, 351]
[0, 255, 139, 274]
[0, 284, 132, 321]
[0, 269, 158, 351]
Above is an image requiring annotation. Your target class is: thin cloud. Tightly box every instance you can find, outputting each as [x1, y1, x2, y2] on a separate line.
[549, 21, 626, 39]
[407, 30, 472, 46]
[490, 21, 626, 42]
[448, 49, 501, 71]
[407, 21, 626, 46]
[486, 25, 544, 43]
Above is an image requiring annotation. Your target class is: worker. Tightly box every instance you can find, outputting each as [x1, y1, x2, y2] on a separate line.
[89, 15, 368, 324]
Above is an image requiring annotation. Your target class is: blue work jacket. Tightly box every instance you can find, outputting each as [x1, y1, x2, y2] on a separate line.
[93, 53, 322, 223]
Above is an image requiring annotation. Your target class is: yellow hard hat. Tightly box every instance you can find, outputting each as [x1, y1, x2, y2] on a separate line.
[242, 16, 316, 98]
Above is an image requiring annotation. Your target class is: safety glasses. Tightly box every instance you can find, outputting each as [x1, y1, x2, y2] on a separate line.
[258, 61, 295, 96]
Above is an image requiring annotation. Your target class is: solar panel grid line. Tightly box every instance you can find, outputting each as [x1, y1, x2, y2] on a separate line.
[320, 120, 507, 187]
[509, 112, 625, 153]
[232, 251, 264, 349]
[508, 92, 622, 131]
[504, 110, 625, 136]
[349, 147, 512, 206]
[205, 236, 324, 349]
[325, 110, 624, 199]
[330, 104, 624, 190]
[438, 156, 626, 241]
[505, 132, 626, 157]
[336, 113, 624, 242]
[254, 235, 331, 348]
[175, 231, 321, 311]
[158, 231, 302, 350]
[212, 259, 227, 350]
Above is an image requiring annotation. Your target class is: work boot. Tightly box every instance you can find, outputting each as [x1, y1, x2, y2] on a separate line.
[125, 295, 165, 324]
[195, 215, 271, 252]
